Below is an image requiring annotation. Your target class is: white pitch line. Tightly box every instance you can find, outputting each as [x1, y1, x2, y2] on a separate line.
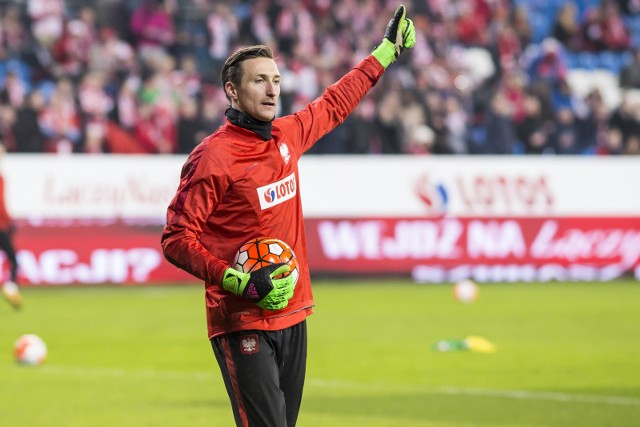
[30, 365, 640, 407]
[306, 379, 640, 407]
[433, 385, 640, 407]
[39, 365, 215, 381]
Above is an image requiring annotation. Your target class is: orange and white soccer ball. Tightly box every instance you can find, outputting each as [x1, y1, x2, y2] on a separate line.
[233, 237, 299, 285]
[14, 334, 47, 366]
[453, 279, 479, 303]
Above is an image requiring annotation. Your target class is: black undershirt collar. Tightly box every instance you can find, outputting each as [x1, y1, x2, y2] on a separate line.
[225, 107, 273, 141]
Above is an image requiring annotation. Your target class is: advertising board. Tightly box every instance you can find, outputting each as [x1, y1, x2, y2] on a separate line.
[4, 155, 639, 284]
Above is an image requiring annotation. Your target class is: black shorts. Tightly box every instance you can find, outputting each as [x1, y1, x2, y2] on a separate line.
[211, 320, 307, 427]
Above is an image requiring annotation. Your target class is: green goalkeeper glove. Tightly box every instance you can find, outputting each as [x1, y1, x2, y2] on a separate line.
[371, 4, 416, 69]
[222, 264, 295, 311]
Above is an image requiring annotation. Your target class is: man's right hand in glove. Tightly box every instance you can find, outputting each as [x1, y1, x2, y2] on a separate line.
[222, 264, 295, 311]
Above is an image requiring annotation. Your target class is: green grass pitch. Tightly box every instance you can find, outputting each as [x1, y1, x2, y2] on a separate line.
[1, 279, 639, 426]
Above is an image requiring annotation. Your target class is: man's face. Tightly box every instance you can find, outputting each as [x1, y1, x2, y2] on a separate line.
[227, 57, 280, 122]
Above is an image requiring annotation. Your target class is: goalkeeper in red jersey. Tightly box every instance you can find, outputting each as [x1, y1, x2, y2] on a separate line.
[161, 5, 415, 426]
[0, 143, 20, 309]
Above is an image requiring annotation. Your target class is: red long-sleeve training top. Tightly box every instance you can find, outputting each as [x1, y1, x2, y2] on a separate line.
[161, 55, 384, 339]
[0, 175, 12, 231]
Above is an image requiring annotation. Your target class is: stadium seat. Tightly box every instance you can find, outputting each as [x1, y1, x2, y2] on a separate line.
[598, 51, 623, 73]
[529, 12, 553, 44]
[564, 51, 580, 69]
[624, 14, 640, 32]
[512, 140, 526, 154]
[577, 52, 598, 70]
[468, 126, 487, 154]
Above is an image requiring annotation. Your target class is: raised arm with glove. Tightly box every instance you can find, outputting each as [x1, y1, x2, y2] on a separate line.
[372, 4, 416, 69]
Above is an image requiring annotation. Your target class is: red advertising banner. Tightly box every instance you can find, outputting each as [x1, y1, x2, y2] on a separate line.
[7, 222, 193, 286]
[305, 217, 640, 282]
[5, 217, 640, 286]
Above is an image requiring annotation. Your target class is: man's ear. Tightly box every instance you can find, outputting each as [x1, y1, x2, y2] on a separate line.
[225, 82, 237, 101]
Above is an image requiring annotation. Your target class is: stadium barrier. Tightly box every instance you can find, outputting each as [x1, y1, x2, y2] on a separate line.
[4, 155, 640, 285]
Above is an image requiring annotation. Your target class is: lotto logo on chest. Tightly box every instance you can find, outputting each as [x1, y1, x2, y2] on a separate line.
[257, 172, 297, 210]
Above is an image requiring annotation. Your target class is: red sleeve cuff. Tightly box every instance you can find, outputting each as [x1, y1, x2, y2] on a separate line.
[358, 55, 386, 86]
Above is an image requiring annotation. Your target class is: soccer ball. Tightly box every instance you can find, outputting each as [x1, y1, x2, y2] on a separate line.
[453, 279, 478, 303]
[233, 237, 299, 285]
[14, 334, 47, 366]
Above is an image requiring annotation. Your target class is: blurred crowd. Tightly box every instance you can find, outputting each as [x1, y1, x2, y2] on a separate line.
[1, 0, 640, 155]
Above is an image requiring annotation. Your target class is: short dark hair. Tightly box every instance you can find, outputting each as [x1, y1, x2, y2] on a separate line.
[221, 45, 275, 100]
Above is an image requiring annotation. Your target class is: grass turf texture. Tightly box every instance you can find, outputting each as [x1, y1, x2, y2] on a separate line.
[1, 280, 639, 426]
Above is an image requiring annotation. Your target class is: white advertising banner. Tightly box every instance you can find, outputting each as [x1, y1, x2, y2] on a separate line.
[3, 155, 639, 284]
[4, 155, 183, 221]
[5, 155, 640, 220]
[297, 156, 640, 217]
